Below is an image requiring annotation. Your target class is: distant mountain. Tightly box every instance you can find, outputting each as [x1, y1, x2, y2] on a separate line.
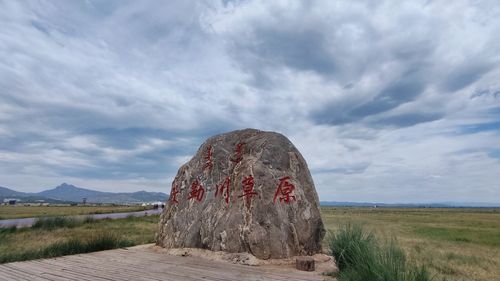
[0, 186, 71, 204]
[320, 201, 500, 208]
[37, 183, 103, 202]
[128, 191, 169, 202]
[37, 183, 168, 204]
[0, 186, 27, 197]
[1, 183, 169, 204]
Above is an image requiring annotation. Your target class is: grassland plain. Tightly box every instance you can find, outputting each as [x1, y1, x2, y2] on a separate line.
[322, 207, 500, 281]
[0, 215, 159, 263]
[0, 205, 152, 219]
[1, 207, 499, 281]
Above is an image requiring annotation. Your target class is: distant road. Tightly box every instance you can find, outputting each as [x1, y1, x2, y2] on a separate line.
[0, 208, 163, 228]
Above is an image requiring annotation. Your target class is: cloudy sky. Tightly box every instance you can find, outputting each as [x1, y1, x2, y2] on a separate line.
[1, 0, 499, 203]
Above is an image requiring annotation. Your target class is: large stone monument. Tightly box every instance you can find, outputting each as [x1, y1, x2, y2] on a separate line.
[157, 128, 325, 259]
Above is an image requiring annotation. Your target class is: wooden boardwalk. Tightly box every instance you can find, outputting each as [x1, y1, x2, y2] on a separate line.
[0, 245, 332, 281]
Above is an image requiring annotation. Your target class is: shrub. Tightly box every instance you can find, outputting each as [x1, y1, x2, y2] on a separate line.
[328, 224, 434, 281]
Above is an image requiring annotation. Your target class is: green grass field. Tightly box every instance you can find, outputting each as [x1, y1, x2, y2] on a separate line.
[1, 206, 498, 280]
[0, 215, 158, 263]
[0, 205, 152, 219]
[322, 207, 500, 281]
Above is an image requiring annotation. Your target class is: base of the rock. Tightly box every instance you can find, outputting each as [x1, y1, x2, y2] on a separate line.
[148, 245, 337, 277]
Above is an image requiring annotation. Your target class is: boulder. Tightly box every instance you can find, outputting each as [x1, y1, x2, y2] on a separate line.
[156, 128, 325, 259]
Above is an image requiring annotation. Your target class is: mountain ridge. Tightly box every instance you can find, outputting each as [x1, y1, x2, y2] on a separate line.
[320, 201, 500, 208]
[3, 185, 499, 207]
[1, 183, 168, 204]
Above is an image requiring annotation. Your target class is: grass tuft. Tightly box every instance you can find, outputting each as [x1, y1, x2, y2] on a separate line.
[329, 224, 435, 281]
[32, 215, 100, 230]
[328, 224, 375, 271]
[0, 226, 17, 235]
[32, 216, 78, 229]
[82, 216, 96, 224]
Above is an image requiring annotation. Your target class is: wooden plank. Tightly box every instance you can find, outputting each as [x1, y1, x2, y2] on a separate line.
[61, 255, 219, 281]
[43, 257, 167, 281]
[0, 263, 51, 281]
[0, 266, 29, 281]
[3, 262, 70, 281]
[11, 259, 106, 281]
[116, 250, 319, 281]
[90, 251, 304, 281]
[69, 251, 251, 281]
[94, 248, 317, 281]
[0, 246, 330, 281]
[33, 259, 118, 281]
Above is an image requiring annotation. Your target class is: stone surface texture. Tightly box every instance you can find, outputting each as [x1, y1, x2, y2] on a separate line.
[157, 128, 325, 259]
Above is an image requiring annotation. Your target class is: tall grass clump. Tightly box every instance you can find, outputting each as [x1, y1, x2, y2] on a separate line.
[0, 226, 17, 235]
[0, 232, 134, 263]
[32, 216, 78, 230]
[41, 232, 133, 257]
[329, 224, 434, 281]
[82, 215, 96, 224]
[32, 215, 98, 230]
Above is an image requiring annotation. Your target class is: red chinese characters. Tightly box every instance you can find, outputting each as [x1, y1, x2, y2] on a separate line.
[239, 175, 258, 205]
[215, 176, 231, 204]
[230, 142, 245, 163]
[187, 179, 205, 202]
[273, 176, 296, 204]
[170, 184, 180, 204]
[203, 145, 213, 171]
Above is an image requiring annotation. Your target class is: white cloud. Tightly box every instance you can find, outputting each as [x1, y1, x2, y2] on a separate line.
[0, 0, 499, 203]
